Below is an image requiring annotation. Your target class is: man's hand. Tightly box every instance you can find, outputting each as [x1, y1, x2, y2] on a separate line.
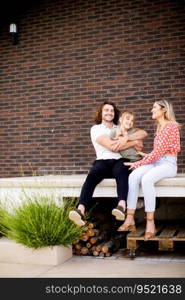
[134, 140, 143, 151]
[128, 129, 147, 141]
[110, 136, 128, 152]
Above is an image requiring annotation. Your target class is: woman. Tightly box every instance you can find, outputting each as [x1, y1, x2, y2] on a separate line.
[118, 100, 181, 240]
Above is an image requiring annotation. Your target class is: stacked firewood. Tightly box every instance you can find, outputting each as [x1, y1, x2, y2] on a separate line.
[72, 220, 125, 257]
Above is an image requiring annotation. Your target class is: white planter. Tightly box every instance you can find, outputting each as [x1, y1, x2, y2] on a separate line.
[0, 237, 72, 265]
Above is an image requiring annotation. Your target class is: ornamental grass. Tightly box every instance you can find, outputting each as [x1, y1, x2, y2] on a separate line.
[0, 205, 7, 237]
[0, 194, 83, 249]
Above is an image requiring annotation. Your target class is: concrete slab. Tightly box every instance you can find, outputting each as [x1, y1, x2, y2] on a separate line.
[0, 254, 185, 278]
[0, 262, 53, 278]
[39, 256, 185, 278]
[0, 174, 185, 202]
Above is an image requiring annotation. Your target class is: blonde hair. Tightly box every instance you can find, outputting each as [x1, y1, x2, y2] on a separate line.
[120, 111, 135, 127]
[155, 100, 180, 131]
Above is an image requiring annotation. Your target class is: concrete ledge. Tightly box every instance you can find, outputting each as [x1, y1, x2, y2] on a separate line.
[0, 174, 185, 199]
[0, 238, 72, 265]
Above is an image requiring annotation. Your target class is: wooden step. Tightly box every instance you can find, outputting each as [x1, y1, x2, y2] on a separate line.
[127, 223, 185, 253]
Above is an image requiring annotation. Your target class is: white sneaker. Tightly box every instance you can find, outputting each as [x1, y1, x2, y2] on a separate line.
[112, 205, 125, 221]
[69, 210, 85, 227]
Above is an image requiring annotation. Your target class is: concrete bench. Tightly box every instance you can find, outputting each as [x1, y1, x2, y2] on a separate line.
[0, 174, 184, 202]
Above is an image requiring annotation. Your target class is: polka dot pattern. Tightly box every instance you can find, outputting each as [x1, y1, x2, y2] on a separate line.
[133, 121, 181, 168]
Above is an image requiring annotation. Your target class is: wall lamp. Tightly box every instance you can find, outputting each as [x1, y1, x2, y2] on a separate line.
[9, 23, 18, 45]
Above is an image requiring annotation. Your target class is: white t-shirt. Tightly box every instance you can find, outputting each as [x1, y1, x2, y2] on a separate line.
[90, 123, 122, 160]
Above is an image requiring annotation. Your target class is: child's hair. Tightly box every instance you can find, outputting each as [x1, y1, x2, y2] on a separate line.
[120, 111, 135, 127]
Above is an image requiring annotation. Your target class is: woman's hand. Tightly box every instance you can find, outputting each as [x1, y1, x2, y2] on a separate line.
[124, 162, 136, 170]
[137, 151, 147, 157]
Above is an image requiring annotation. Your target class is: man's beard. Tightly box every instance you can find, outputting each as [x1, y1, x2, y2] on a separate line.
[102, 116, 114, 122]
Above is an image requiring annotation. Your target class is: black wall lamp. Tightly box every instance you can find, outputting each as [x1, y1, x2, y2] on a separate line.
[9, 23, 18, 45]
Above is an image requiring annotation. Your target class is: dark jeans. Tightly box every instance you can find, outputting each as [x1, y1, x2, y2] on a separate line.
[78, 158, 130, 210]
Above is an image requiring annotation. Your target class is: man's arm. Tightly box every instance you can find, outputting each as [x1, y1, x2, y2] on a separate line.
[127, 128, 148, 141]
[96, 134, 128, 151]
[96, 128, 147, 152]
[111, 138, 143, 152]
[111, 128, 147, 152]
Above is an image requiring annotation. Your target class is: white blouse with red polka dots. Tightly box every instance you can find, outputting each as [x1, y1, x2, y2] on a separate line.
[133, 121, 181, 168]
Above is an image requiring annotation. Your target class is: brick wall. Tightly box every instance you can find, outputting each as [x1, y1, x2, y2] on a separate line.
[0, 0, 184, 177]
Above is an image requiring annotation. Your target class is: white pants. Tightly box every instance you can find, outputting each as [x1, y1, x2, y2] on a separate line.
[127, 155, 177, 212]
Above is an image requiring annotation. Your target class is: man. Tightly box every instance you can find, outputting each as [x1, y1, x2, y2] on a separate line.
[69, 101, 147, 226]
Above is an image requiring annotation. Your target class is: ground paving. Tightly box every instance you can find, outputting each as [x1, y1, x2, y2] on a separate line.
[0, 247, 185, 278]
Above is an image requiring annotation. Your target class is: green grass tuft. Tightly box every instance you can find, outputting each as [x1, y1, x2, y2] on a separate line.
[0, 194, 83, 249]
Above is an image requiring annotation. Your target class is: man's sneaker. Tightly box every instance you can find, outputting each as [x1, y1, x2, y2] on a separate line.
[69, 209, 86, 227]
[112, 205, 125, 221]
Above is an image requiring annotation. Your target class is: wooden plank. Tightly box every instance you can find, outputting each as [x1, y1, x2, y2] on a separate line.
[158, 226, 176, 238]
[127, 239, 139, 250]
[127, 224, 164, 241]
[153, 224, 165, 237]
[126, 223, 185, 254]
[127, 224, 145, 238]
[173, 226, 185, 241]
[159, 240, 174, 251]
[176, 227, 185, 238]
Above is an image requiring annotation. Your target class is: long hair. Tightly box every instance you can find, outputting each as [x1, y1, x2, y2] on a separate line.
[94, 101, 121, 125]
[120, 111, 135, 128]
[155, 100, 180, 131]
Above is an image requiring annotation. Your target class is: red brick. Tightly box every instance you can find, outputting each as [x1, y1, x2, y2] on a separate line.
[0, 0, 184, 177]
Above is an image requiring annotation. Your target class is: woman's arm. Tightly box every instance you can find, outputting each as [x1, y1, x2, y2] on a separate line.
[131, 123, 180, 168]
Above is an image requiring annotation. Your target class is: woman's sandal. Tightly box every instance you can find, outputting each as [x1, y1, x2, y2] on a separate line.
[144, 218, 156, 241]
[117, 213, 136, 232]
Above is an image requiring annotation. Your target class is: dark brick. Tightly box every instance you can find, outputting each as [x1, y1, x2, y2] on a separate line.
[0, 0, 184, 177]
